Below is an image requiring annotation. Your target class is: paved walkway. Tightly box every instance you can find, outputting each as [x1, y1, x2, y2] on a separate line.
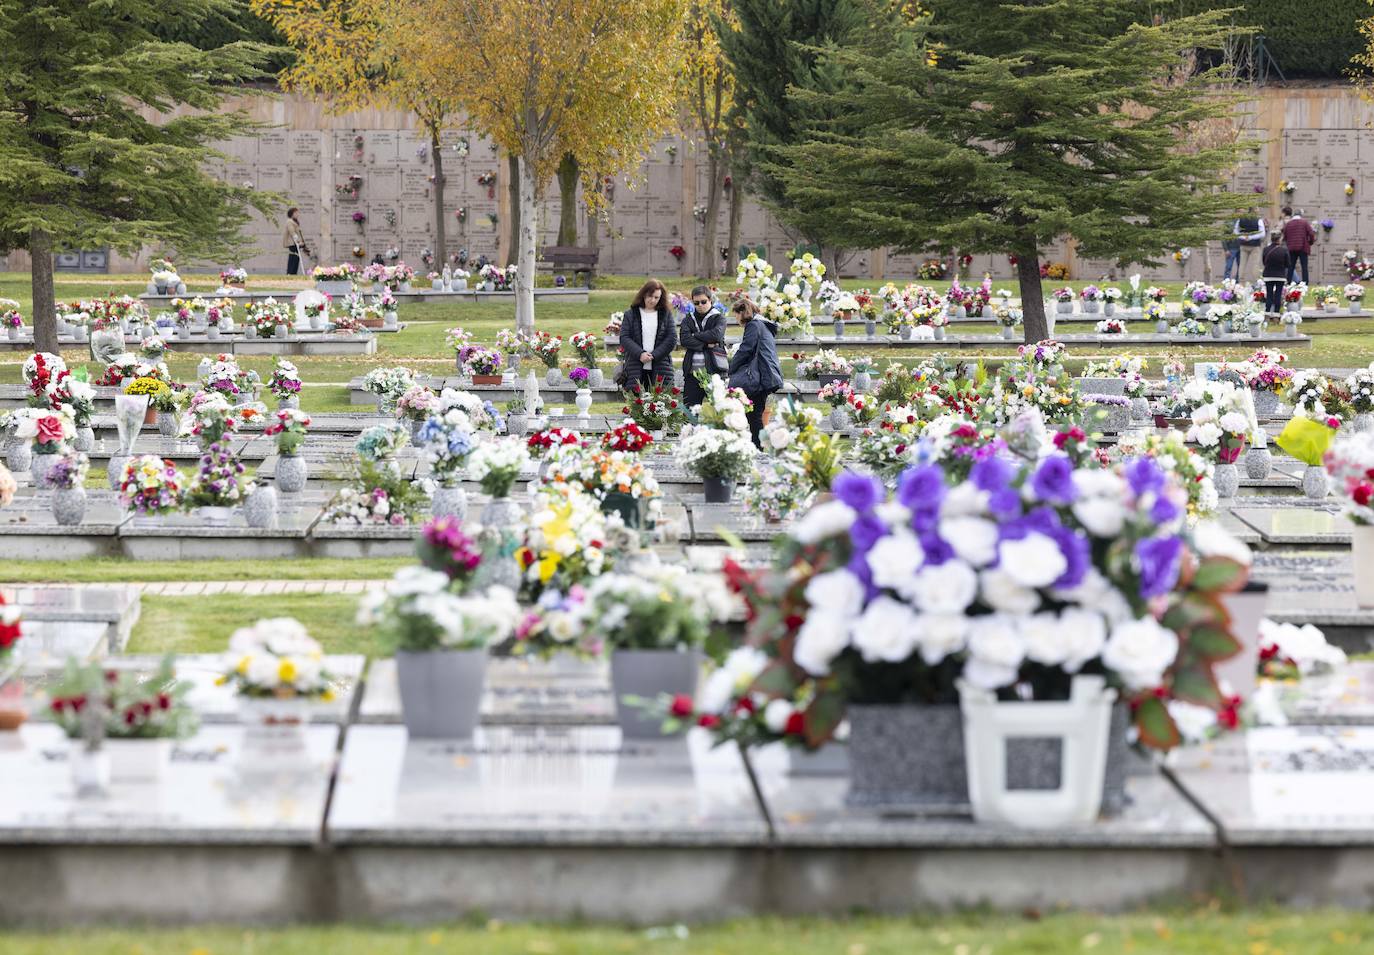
[19, 579, 390, 596]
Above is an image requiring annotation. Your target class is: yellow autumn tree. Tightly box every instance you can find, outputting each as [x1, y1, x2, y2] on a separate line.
[251, 0, 464, 266]
[428, 0, 689, 331]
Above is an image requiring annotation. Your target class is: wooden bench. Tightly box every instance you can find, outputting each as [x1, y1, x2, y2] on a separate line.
[538, 245, 599, 288]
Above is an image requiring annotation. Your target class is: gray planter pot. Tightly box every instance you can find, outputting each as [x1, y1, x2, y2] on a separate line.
[1210, 323, 1224, 339]
[158, 412, 178, 437]
[899, 326, 913, 341]
[276, 454, 308, 493]
[934, 326, 946, 341]
[1245, 446, 1272, 481]
[1214, 462, 1239, 499]
[1251, 389, 1280, 419]
[702, 476, 734, 503]
[74, 426, 94, 453]
[274, 324, 289, 340]
[832, 320, 844, 339]
[847, 704, 968, 810]
[1302, 465, 1329, 500]
[506, 414, 528, 437]
[5, 439, 31, 474]
[1285, 323, 1298, 338]
[278, 396, 300, 411]
[395, 649, 488, 739]
[481, 496, 523, 527]
[1001, 325, 1016, 340]
[431, 485, 468, 520]
[1104, 302, 1116, 317]
[1156, 320, 1170, 334]
[1248, 325, 1261, 339]
[864, 320, 877, 339]
[1129, 396, 1150, 421]
[52, 487, 86, 526]
[610, 648, 702, 739]
[31, 451, 59, 489]
[1354, 413, 1374, 434]
[588, 369, 604, 388]
[828, 408, 851, 430]
[1081, 301, 1100, 314]
[817, 373, 851, 389]
[107, 454, 128, 491]
[853, 371, 872, 392]
[545, 367, 562, 386]
[243, 484, 278, 528]
[207, 326, 221, 341]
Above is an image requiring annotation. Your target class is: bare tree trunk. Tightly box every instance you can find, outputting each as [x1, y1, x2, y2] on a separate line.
[555, 154, 579, 247]
[726, 179, 743, 278]
[505, 153, 521, 269]
[430, 125, 447, 267]
[700, 152, 724, 279]
[515, 155, 538, 333]
[1016, 248, 1048, 344]
[1202, 240, 1214, 285]
[30, 228, 57, 354]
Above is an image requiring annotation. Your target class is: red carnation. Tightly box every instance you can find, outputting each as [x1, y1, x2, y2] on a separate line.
[784, 712, 805, 736]
[1356, 484, 1374, 507]
[735, 697, 756, 715]
[669, 694, 695, 718]
[697, 714, 720, 729]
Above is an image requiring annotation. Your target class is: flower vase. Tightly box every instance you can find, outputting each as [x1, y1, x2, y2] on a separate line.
[52, 487, 87, 526]
[157, 412, 178, 437]
[574, 388, 593, 419]
[1155, 319, 1169, 334]
[431, 485, 468, 520]
[195, 506, 234, 526]
[1214, 462, 1239, 498]
[274, 324, 289, 340]
[6, 327, 18, 341]
[208, 325, 221, 341]
[106, 738, 172, 783]
[395, 650, 488, 738]
[176, 326, 190, 341]
[278, 396, 300, 412]
[1351, 302, 1363, 315]
[828, 408, 851, 430]
[238, 697, 309, 770]
[1056, 301, 1072, 315]
[74, 426, 94, 453]
[107, 454, 128, 491]
[545, 367, 562, 386]
[244, 483, 278, 528]
[384, 312, 398, 331]
[481, 496, 523, 528]
[1104, 303, 1116, 317]
[4, 438, 31, 475]
[1210, 323, 1224, 339]
[69, 745, 110, 797]
[609, 649, 702, 739]
[832, 319, 844, 339]
[1353, 525, 1374, 608]
[932, 326, 945, 341]
[1251, 390, 1280, 418]
[276, 455, 308, 493]
[1354, 413, 1374, 434]
[1285, 323, 1298, 338]
[588, 368, 604, 388]
[1001, 325, 1016, 340]
[864, 320, 877, 339]
[847, 704, 967, 809]
[506, 414, 528, 437]
[1130, 396, 1149, 420]
[960, 675, 1117, 828]
[854, 370, 872, 392]
[1302, 465, 1329, 499]
[1244, 441, 1272, 481]
[30, 451, 59, 489]
[702, 477, 734, 503]
[900, 326, 913, 341]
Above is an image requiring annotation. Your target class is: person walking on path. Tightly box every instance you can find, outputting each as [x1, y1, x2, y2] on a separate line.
[679, 285, 728, 407]
[1235, 209, 1266, 280]
[618, 279, 678, 390]
[283, 207, 310, 276]
[727, 298, 783, 448]
[1262, 231, 1291, 316]
[1281, 206, 1315, 285]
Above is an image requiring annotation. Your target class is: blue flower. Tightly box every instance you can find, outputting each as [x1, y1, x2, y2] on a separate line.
[1150, 495, 1180, 526]
[1136, 536, 1182, 598]
[896, 463, 945, 511]
[849, 512, 887, 556]
[1124, 457, 1166, 498]
[1029, 454, 1077, 504]
[833, 471, 883, 512]
[969, 456, 1014, 493]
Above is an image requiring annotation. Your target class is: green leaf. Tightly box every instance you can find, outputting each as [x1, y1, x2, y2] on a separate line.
[803, 690, 845, 748]
[1187, 622, 1243, 662]
[750, 662, 798, 698]
[1134, 695, 1182, 751]
[1171, 666, 1224, 709]
[1191, 557, 1249, 594]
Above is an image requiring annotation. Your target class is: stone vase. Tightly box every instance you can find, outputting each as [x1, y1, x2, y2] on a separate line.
[588, 369, 605, 388]
[832, 319, 844, 339]
[1285, 323, 1298, 338]
[506, 414, 528, 437]
[1214, 462, 1239, 498]
[158, 412, 178, 437]
[934, 326, 947, 341]
[1354, 413, 1374, 434]
[274, 324, 289, 340]
[244, 483, 278, 528]
[395, 650, 487, 739]
[899, 326, 913, 341]
[864, 320, 877, 339]
[702, 476, 734, 504]
[1350, 302, 1363, 315]
[574, 389, 593, 418]
[609, 649, 702, 739]
[74, 426, 94, 453]
[431, 485, 468, 520]
[276, 455, 308, 493]
[828, 408, 851, 430]
[105, 738, 172, 783]
[846, 704, 967, 809]
[1129, 396, 1149, 420]
[1244, 444, 1272, 481]
[545, 367, 562, 386]
[1251, 389, 1280, 418]
[1302, 465, 1329, 499]
[5, 438, 31, 475]
[107, 454, 128, 491]
[1156, 319, 1170, 334]
[481, 496, 523, 528]
[278, 396, 300, 411]
[854, 370, 872, 392]
[52, 487, 87, 526]
[1001, 325, 1016, 340]
[207, 326, 221, 341]
[30, 451, 59, 489]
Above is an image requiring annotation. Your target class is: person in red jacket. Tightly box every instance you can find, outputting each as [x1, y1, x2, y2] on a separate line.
[1281, 206, 1316, 285]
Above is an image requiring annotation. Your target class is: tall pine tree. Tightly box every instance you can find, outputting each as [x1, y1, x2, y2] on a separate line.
[0, 0, 278, 352]
[718, 0, 868, 273]
[779, 0, 1254, 341]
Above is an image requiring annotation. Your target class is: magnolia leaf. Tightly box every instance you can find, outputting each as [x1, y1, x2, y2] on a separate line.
[1191, 557, 1249, 594]
[803, 690, 845, 748]
[1186, 621, 1243, 662]
[1170, 665, 1224, 709]
[1134, 695, 1182, 751]
[750, 662, 798, 698]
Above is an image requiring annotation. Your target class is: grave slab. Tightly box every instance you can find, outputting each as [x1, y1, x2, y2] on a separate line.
[0, 585, 141, 653]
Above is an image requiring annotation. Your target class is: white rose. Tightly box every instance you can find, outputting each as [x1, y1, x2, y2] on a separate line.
[804, 570, 866, 617]
[997, 533, 1067, 589]
[1021, 611, 1072, 667]
[979, 568, 1041, 615]
[1072, 496, 1125, 538]
[793, 612, 851, 675]
[1218, 411, 1249, 434]
[763, 698, 795, 734]
[1102, 617, 1179, 690]
[915, 613, 969, 665]
[851, 597, 920, 663]
[700, 668, 738, 715]
[791, 500, 856, 545]
[867, 532, 925, 592]
[963, 615, 1025, 690]
[940, 482, 988, 517]
[1056, 607, 1108, 671]
[908, 560, 978, 614]
[724, 411, 749, 432]
[940, 516, 998, 567]
[1192, 422, 1222, 448]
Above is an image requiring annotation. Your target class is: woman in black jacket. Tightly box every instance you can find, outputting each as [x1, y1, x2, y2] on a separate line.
[679, 285, 727, 406]
[618, 279, 678, 389]
[727, 298, 784, 448]
[1261, 231, 1291, 316]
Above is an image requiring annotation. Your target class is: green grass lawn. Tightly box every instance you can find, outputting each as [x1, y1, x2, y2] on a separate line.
[5, 557, 410, 584]
[0, 911, 1367, 954]
[125, 593, 378, 656]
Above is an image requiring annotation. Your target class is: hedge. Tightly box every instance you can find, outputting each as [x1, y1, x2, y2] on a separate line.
[1171, 1, 1367, 79]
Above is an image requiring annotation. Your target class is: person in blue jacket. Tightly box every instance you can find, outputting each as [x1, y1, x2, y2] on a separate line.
[727, 297, 783, 448]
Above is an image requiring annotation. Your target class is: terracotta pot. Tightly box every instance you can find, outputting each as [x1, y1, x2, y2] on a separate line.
[143, 406, 158, 426]
[362, 318, 385, 329]
[471, 374, 503, 385]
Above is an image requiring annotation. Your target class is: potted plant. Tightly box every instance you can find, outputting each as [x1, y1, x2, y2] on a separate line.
[1078, 284, 1102, 314]
[2, 308, 22, 341]
[1183, 383, 1252, 498]
[466, 347, 505, 386]
[673, 424, 755, 503]
[729, 462, 1250, 823]
[1101, 286, 1122, 316]
[1050, 286, 1075, 314]
[49, 656, 198, 783]
[268, 358, 303, 410]
[1346, 283, 1366, 315]
[47, 450, 89, 525]
[219, 618, 335, 764]
[360, 566, 517, 739]
[796, 348, 853, 386]
[1094, 317, 1127, 336]
[119, 455, 184, 523]
[570, 332, 602, 386]
[585, 566, 735, 739]
[361, 366, 416, 414]
[1276, 413, 1341, 500]
[182, 441, 250, 525]
[17, 407, 74, 488]
[395, 385, 441, 440]
[817, 380, 855, 429]
[262, 408, 311, 494]
[466, 436, 531, 526]
[122, 376, 168, 427]
[530, 331, 563, 384]
[622, 378, 687, 440]
[505, 395, 529, 437]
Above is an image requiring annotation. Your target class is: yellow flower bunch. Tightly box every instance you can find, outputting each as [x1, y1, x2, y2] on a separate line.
[123, 376, 170, 398]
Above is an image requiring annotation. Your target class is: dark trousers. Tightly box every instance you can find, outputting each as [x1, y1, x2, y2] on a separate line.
[1264, 279, 1285, 314]
[1222, 247, 1240, 280]
[1287, 251, 1310, 284]
[745, 391, 768, 448]
[683, 365, 719, 407]
[286, 245, 300, 275]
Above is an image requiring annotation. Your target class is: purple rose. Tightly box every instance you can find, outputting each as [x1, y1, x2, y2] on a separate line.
[1029, 455, 1077, 504]
[1150, 495, 1180, 526]
[834, 471, 883, 512]
[918, 531, 954, 566]
[1136, 536, 1183, 598]
[896, 464, 944, 511]
[848, 512, 887, 556]
[1049, 526, 1090, 590]
[1124, 457, 1166, 497]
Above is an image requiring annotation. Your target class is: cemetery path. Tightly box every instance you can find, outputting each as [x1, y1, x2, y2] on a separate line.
[20, 579, 388, 596]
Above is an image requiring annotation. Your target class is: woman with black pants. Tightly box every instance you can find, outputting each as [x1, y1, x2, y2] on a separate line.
[727, 298, 783, 448]
[679, 285, 727, 406]
[1262, 231, 1291, 316]
[618, 279, 678, 389]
